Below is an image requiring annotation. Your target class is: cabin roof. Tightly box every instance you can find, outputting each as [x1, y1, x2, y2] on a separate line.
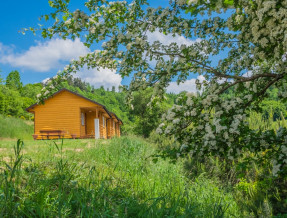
[26, 88, 122, 123]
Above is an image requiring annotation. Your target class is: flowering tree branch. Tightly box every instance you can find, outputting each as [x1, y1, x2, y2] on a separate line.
[32, 0, 287, 177]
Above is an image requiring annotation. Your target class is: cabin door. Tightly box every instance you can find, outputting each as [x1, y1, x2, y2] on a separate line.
[94, 119, 100, 139]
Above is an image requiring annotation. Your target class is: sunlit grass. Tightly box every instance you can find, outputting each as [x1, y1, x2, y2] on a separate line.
[1, 113, 285, 216]
[0, 115, 33, 140]
[0, 137, 241, 217]
[248, 110, 287, 131]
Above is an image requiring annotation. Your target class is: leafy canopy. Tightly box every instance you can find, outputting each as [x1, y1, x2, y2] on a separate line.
[35, 0, 287, 177]
[6, 70, 22, 90]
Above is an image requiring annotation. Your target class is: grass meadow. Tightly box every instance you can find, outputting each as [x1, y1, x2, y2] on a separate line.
[0, 114, 33, 140]
[0, 114, 286, 217]
[0, 137, 242, 217]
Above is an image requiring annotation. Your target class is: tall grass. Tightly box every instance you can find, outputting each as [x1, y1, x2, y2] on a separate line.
[0, 136, 242, 217]
[149, 110, 287, 216]
[0, 114, 33, 140]
[1, 111, 286, 216]
[248, 110, 287, 131]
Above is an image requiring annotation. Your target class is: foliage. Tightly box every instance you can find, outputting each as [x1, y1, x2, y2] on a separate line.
[183, 154, 287, 216]
[129, 88, 170, 137]
[0, 73, 4, 85]
[0, 72, 42, 119]
[150, 111, 287, 215]
[0, 86, 29, 118]
[5, 70, 22, 90]
[0, 137, 242, 217]
[20, 83, 43, 99]
[0, 114, 33, 140]
[248, 111, 287, 131]
[260, 100, 287, 121]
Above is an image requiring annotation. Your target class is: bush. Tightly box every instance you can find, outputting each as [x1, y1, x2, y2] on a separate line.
[0, 114, 33, 139]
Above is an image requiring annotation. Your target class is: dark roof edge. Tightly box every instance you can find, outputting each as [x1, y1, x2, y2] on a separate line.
[26, 88, 114, 118]
[110, 112, 123, 124]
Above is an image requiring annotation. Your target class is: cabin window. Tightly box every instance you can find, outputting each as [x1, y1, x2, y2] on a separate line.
[102, 116, 105, 127]
[81, 113, 85, 126]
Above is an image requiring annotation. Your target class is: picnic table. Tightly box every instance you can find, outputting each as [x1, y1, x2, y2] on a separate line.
[39, 130, 64, 139]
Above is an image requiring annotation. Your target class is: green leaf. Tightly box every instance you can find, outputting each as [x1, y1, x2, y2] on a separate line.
[5, 163, 12, 171]
[63, 13, 69, 21]
[224, 0, 234, 6]
[48, 1, 54, 7]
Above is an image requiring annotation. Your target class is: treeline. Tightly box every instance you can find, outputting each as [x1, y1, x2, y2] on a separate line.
[0, 71, 42, 119]
[224, 86, 287, 120]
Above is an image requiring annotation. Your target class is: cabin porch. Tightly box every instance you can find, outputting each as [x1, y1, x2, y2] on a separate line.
[80, 107, 110, 139]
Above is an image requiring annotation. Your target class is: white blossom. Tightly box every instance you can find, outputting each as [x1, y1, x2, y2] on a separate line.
[271, 160, 281, 177]
[39, 0, 287, 177]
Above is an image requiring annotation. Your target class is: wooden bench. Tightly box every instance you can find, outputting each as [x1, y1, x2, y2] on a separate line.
[39, 130, 64, 139]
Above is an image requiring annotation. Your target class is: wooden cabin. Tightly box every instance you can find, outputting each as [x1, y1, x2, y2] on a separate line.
[26, 88, 123, 140]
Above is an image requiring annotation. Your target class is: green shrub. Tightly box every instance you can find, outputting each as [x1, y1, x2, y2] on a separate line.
[0, 114, 33, 139]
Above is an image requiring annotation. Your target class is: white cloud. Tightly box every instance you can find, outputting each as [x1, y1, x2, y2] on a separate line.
[76, 67, 122, 90]
[242, 71, 253, 77]
[41, 67, 122, 90]
[166, 75, 205, 94]
[0, 42, 14, 55]
[0, 38, 89, 72]
[1, 38, 123, 89]
[146, 30, 201, 46]
[145, 30, 200, 67]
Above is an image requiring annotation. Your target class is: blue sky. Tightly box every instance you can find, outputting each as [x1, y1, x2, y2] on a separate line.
[0, 0, 209, 93]
[0, 1, 52, 83]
